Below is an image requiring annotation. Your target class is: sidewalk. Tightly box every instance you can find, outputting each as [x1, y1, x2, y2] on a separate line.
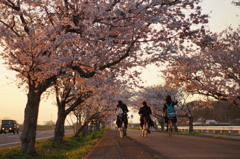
[83, 130, 240, 159]
[199, 133, 240, 140]
[83, 130, 122, 159]
[83, 129, 156, 159]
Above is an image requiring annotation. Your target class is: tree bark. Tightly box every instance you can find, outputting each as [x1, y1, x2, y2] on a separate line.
[158, 116, 165, 131]
[54, 104, 67, 142]
[94, 122, 100, 131]
[189, 116, 194, 133]
[20, 90, 41, 155]
[82, 124, 88, 136]
[74, 121, 89, 137]
[174, 123, 179, 132]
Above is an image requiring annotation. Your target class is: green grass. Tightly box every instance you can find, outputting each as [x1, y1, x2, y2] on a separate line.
[0, 129, 107, 159]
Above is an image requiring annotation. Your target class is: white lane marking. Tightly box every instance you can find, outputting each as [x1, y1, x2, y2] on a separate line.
[0, 141, 20, 147]
[0, 136, 53, 147]
[36, 136, 53, 140]
[7, 135, 20, 138]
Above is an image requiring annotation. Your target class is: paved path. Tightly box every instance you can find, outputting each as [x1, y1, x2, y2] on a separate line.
[83, 129, 240, 159]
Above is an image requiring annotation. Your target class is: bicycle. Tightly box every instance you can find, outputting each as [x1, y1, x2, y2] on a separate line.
[142, 116, 150, 137]
[168, 117, 174, 137]
[118, 115, 127, 138]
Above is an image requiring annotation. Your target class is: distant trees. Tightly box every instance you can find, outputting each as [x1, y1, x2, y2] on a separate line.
[192, 101, 240, 123]
[44, 121, 55, 126]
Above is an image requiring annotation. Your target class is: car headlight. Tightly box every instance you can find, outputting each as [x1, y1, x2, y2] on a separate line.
[1, 128, 4, 130]
[9, 128, 12, 130]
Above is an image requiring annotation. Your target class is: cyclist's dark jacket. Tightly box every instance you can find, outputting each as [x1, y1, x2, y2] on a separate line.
[139, 106, 154, 127]
[116, 103, 129, 129]
[138, 106, 152, 117]
[118, 104, 129, 114]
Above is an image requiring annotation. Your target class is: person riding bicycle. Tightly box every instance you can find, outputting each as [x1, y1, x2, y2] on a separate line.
[163, 95, 178, 132]
[138, 101, 154, 133]
[116, 100, 129, 130]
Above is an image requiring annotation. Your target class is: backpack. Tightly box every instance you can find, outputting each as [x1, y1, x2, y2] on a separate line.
[116, 107, 123, 116]
[165, 102, 175, 118]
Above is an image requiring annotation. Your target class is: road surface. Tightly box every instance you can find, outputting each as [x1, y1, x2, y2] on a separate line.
[84, 129, 240, 159]
[0, 129, 73, 148]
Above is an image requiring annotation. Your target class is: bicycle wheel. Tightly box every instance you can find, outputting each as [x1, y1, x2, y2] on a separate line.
[142, 124, 146, 137]
[144, 129, 148, 137]
[120, 121, 125, 138]
[120, 127, 124, 138]
[168, 121, 172, 136]
[142, 119, 149, 137]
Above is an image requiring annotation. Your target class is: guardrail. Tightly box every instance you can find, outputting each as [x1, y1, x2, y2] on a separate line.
[178, 126, 240, 134]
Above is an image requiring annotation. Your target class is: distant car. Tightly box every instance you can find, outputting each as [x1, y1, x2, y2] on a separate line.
[206, 119, 218, 125]
[193, 122, 203, 125]
[0, 120, 20, 134]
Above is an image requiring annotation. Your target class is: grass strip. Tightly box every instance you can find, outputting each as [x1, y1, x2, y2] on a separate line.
[0, 129, 107, 159]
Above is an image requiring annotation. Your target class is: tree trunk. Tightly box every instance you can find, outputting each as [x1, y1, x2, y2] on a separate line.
[189, 116, 194, 133]
[74, 121, 89, 137]
[101, 121, 105, 129]
[82, 124, 88, 136]
[20, 90, 41, 155]
[158, 116, 165, 131]
[89, 122, 93, 132]
[54, 104, 67, 142]
[96, 122, 100, 131]
[174, 122, 178, 132]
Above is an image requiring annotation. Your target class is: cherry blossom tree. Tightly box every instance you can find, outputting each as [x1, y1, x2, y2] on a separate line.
[73, 77, 134, 136]
[173, 90, 197, 133]
[54, 68, 133, 141]
[163, 26, 240, 106]
[53, 74, 91, 142]
[0, 0, 208, 154]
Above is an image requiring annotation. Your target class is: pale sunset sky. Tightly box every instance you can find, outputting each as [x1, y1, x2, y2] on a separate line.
[0, 0, 239, 125]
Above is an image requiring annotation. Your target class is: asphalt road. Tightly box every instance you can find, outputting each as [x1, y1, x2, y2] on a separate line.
[0, 129, 73, 148]
[84, 129, 240, 159]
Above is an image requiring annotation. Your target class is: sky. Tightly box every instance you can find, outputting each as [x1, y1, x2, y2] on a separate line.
[0, 0, 239, 125]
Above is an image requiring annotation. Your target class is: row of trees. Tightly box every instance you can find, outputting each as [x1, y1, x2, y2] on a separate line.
[192, 101, 240, 124]
[0, 0, 239, 155]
